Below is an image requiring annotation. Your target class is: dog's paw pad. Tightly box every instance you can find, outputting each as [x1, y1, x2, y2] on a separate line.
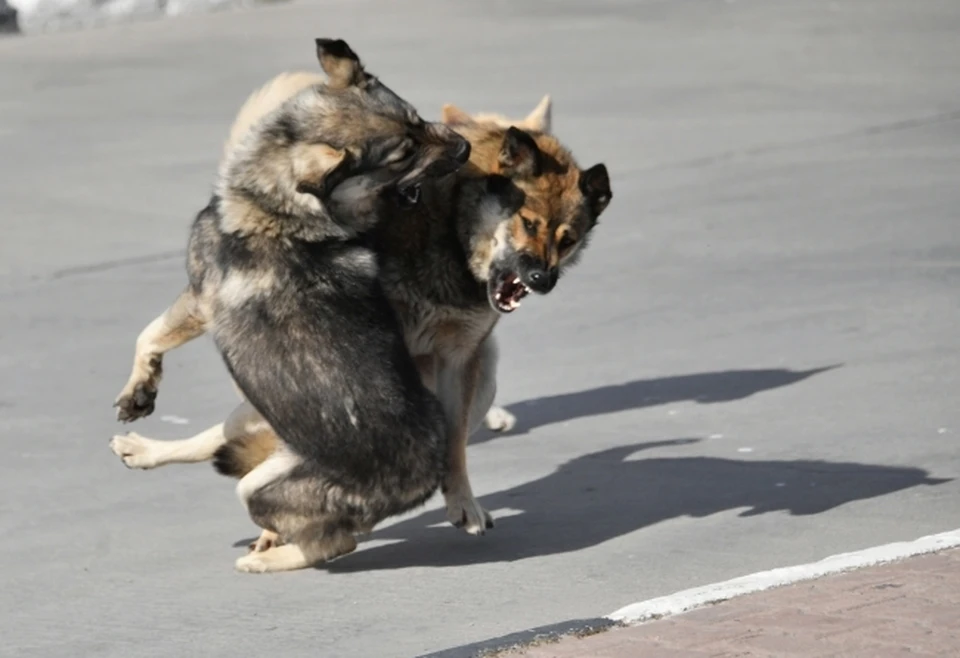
[109, 432, 158, 470]
[484, 406, 516, 432]
[114, 382, 158, 422]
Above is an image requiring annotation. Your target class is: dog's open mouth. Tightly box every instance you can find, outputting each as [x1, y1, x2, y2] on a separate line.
[491, 272, 531, 313]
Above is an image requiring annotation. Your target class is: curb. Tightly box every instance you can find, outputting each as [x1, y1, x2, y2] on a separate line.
[415, 617, 618, 658]
[421, 528, 960, 657]
[608, 527, 960, 623]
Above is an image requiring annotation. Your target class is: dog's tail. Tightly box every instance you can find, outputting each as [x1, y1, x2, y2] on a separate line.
[213, 433, 279, 479]
[222, 71, 326, 161]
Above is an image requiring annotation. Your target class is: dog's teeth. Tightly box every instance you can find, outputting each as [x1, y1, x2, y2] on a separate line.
[512, 276, 520, 285]
[495, 292, 501, 300]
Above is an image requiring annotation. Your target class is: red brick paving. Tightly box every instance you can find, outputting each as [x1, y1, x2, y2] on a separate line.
[506, 549, 960, 657]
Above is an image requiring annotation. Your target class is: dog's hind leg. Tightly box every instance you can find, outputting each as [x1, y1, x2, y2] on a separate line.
[483, 406, 516, 432]
[235, 465, 358, 573]
[115, 287, 208, 422]
[467, 334, 516, 434]
[234, 523, 356, 573]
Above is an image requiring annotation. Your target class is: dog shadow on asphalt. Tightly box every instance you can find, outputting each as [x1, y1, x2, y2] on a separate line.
[472, 365, 841, 443]
[325, 438, 949, 572]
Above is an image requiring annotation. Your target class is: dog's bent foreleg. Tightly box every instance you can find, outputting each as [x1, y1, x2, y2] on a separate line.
[437, 350, 494, 535]
[114, 287, 208, 422]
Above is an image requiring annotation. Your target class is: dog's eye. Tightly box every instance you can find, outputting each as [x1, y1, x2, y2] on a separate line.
[521, 216, 537, 236]
[399, 183, 421, 207]
[558, 234, 576, 252]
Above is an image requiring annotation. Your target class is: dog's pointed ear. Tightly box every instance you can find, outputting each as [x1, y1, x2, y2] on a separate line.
[579, 163, 612, 218]
[315, 38, 366, 89]
[485, 173, 526, 215]
[521, 95, 552, 133]
[295, 145, 356, 200]
[440, 103, 476, 127]
[498, 126, 541, 178]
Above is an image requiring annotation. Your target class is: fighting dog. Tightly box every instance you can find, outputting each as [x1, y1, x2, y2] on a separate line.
[111, 56, 612, 540]
[112, 38, 492, 573]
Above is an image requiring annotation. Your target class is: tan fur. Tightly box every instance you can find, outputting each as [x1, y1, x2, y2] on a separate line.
[442, 94, 552, 133]
[220, 431, 280, 478]
[458, 122, 596, 277]
[223, 71, 325, 160]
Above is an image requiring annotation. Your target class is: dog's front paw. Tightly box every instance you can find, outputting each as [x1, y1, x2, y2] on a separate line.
[114, 380, 159, 422]
[109, 432, 160, 469]
[484, 406, 516, 432]
[114, 357, 162, 422]
[444, 489, 493, 536]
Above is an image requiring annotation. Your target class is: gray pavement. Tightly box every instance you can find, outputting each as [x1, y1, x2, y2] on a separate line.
[2, 1, 959, 656]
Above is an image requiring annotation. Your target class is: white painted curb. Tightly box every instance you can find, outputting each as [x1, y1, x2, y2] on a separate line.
[607, 528, 960, 624]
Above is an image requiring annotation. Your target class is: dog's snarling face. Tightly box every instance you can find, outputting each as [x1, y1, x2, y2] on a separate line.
[443, 102, 612, 314]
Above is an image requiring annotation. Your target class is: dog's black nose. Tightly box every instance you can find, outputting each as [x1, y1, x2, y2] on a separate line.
[453, 138, 471, 164]
[525, 267, 557, 294]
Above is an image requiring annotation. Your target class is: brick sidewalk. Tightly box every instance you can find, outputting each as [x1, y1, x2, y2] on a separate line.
[505, 549, 960, 657]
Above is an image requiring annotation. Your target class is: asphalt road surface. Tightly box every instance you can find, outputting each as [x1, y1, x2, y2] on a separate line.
[2, 1, 959, 656]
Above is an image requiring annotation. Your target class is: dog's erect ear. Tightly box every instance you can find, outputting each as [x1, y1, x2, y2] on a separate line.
[295, 144, 356, 200]
[498, 127, 542, 178]
[521, 95, 552, 133]
[579, 163, 612, 218]
[485, 174, 526, 216]
[440, 103, 477, 127]
[315, 38, 366, 89]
